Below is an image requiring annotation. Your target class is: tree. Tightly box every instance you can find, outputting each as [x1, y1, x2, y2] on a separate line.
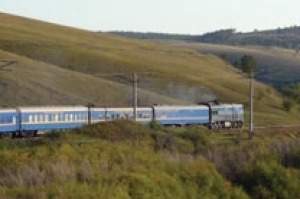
[282, 98, 295, 112]
[240, 55, 256, 76]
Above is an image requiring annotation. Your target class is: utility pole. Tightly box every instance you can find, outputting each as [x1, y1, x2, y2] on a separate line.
[133, 72, 137, 121]
[249, 68, 254, 137]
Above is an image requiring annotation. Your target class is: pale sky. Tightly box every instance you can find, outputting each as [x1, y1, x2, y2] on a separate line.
[1, 0, 299, 34]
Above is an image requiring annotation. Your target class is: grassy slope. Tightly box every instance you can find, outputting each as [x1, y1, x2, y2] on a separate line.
[0, 13, 299, 125]
[0, 49, 183, 106]
[162, 40, 300, 88]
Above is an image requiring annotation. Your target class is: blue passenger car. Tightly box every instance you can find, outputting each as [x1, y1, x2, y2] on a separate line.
[153, 105, 209, 126]
[19, 106, 88, 132]
[0, 109, 18, 133]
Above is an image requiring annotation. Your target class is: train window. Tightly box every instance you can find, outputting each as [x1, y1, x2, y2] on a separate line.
[39, 114, 44, 122]
[45, 114, 49, 122]
[54, 114, 59, 122]
[28, 115, 32, 123]
[74, 114, 77, 121]
[81, 114, 86, 121]
[70, 114, 73, 121]
[34, 114, 38, 123]
[212, 110, 218, 115]
[58, 114, 62, 121]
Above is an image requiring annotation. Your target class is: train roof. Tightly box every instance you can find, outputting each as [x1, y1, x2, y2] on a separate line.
[152, 105, 208, 110]
[18, 106, 87, 113]
[92, 107, 152, 111]
[0, 109, 17, 113]
[210, 104, 243, 108]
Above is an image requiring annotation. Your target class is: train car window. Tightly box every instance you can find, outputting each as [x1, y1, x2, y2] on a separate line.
[39, 114, 44, 122]
[58, 114, 62, 121]
[45, 114, 49, 122]
[65, 114, 69, 121]
[54, 114, 59, 122]
[212, 110, 218, 115]
[74, 114, 77, 121]
[83, 114, 87, 121]
[34, 114, 38, 123]
[70, 114, 73, 121]
[28, 115, 32, 123]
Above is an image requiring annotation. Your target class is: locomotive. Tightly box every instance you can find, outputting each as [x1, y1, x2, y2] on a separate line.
[0, 102, 244, 136]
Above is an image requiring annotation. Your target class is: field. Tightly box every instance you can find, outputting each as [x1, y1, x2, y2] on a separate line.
[0, 13, 300, 126]
[0, 121, 300, 198]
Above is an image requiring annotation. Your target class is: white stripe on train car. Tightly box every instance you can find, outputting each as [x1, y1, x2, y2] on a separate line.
[0, 109, 17, 113]
[19, 106, 88, 113]
[153, 106, 208, 111]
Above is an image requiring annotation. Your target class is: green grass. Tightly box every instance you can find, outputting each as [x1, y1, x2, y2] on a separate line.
[0, 13, 299, 125]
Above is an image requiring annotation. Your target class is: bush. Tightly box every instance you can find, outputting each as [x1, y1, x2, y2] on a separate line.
[237, 161, 300, 199]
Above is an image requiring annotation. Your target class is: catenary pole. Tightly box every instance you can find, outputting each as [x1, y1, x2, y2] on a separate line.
[249, 68, 254, 137]
[133, 72, 137, 121]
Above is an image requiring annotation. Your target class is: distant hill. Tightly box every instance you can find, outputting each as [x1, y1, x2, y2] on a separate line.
[109, 26, 300, 50]
[107, 31, 194, 41]
[196, 27, 300, 50]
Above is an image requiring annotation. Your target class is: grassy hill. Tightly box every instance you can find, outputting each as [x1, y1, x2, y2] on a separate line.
[110, 29, 300, 89]
[160, 41, 300, 89]
[0, 13, 300, 125]
[0, 49, 184, 107]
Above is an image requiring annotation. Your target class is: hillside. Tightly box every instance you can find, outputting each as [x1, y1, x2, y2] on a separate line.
[110, 28, 300, 89]
[160, 41, 300, 89]
[0, 13, 300, 125]
[0, 50, 183, 107]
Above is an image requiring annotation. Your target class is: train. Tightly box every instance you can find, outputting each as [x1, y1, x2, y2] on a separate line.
[0, 102, 244, 137]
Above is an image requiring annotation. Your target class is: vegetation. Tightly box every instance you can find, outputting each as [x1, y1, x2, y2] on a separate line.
[281, 83, 300, 112]
[1, 121, 300, 198]
[240, 55, 256, 75]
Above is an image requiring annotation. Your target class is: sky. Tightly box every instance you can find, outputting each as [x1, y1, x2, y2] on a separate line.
[1, 0, 300, 35]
